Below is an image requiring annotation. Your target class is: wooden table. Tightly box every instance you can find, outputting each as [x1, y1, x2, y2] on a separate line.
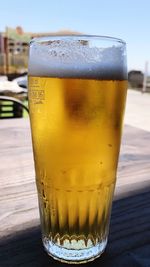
[0, 119, 150, 267]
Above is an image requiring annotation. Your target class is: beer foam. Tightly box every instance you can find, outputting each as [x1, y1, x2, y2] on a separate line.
[28, 38, 127, 80]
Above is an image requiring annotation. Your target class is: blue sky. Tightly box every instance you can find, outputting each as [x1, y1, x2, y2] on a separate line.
[1, 0, 150, 72]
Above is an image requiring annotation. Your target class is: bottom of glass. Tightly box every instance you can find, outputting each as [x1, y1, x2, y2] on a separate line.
[43, 237, 107, 264]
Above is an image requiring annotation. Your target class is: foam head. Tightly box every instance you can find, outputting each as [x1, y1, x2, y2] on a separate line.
[28, 36, 127, 80]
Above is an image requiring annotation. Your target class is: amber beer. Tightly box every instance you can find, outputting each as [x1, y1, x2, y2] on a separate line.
[28, 36, 127, 264]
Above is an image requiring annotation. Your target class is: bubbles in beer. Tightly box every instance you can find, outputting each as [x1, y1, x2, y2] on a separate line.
[28, 36, 127, 262]
[28, 37, 127, 80]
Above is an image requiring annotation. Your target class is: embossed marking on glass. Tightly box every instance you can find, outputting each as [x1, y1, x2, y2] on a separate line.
[28, 35, 127, 264]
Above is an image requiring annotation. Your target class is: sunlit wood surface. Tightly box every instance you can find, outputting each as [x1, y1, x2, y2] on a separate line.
[0, 118, 150, 267]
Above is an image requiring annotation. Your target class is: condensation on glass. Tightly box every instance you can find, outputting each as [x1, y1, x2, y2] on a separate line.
[28, 35, 127, 264]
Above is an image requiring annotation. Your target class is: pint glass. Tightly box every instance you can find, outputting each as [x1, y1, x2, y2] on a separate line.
[28, 35, 127, 263]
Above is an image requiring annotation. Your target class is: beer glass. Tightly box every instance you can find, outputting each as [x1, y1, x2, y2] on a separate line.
[28, 35, 127, 264]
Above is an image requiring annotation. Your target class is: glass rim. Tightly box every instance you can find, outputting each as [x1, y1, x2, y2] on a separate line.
[30, 34, 126, 46]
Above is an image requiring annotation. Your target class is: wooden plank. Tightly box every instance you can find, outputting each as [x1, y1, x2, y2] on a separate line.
[0, 119, 150, 266]
[0, 119, 37, 239]
[0, 192, 149, 267]
[0, 119, 150, 229]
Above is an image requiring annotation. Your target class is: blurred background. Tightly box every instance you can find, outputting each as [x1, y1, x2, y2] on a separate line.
[0, 3, 150, 266]
[0, 0, 150, 116]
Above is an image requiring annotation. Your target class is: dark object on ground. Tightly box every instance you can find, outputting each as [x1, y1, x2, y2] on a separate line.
[7, 72, 27, 81]
[0, 95, 29, 119]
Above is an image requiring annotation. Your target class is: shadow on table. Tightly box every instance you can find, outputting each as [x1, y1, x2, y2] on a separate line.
[0, 189, 150, 267]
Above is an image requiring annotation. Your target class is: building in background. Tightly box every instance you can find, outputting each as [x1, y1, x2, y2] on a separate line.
[0, 27, 31, 74]
[128, 70, 144, 88]
[1, 27, 149, 92]
[0, 26, 82, 75]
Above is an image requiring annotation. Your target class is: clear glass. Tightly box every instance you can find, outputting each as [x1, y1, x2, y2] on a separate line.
[28, 35, 127, 264]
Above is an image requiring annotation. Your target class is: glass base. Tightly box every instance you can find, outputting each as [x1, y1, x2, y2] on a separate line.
[43, 237, 107, 264]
